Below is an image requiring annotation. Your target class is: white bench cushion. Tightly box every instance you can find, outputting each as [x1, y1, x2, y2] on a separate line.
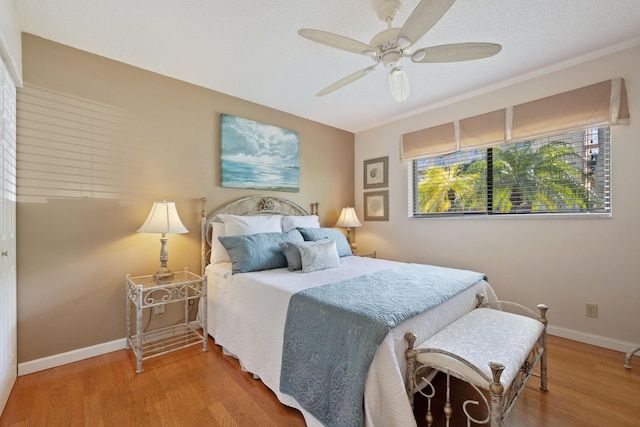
[415, 308, 544, 389]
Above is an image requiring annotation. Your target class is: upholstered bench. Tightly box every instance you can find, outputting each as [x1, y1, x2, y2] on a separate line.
[405, 299, 548, 427]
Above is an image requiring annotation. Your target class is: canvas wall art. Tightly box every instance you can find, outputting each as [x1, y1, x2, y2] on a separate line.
[221, 114, 300, 192]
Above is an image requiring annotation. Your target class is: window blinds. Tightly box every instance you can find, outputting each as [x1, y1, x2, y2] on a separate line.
[412, 127, 611, 216]
[401, 78, 629, 161]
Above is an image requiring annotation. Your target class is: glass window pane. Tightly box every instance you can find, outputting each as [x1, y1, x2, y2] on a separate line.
[412, 127, 610, 217]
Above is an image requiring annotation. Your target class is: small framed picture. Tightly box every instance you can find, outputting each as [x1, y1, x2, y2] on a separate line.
[363, 156, 388, 189]
[364, 190, 389, 221]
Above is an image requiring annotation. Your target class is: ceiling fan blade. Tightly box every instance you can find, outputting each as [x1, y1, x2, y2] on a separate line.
[298, 29, 376, 56]
[388, 67, 409, 102]
[398, 0, 456, 46]
[317, 65, 377, 96]
[411, 42, 502, 63]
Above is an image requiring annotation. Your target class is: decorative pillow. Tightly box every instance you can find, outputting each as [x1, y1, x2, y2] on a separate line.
[218, 229, 304, 274]
[297, 227, 352, 257]
[210, 222, 231, 264]
[298, 239, 340, 273]
[279, 242, 303, 271]
[218, 214, 282, 236]
[282, 215, 320, 232]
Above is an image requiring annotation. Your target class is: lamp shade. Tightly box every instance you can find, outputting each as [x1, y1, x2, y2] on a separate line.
[137, 201, 188, 234]
[335, 207, 362, 228]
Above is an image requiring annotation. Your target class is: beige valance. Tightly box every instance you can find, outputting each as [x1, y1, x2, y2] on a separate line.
[511, 78, 629, 141]
[400, 78, 630, 161]
[401, 122, 456, 159]
[459, 108, 507, 151]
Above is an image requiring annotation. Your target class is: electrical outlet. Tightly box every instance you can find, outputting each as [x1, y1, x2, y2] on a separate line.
[586, 304, 598, 318]
[153, 305, 165, 315]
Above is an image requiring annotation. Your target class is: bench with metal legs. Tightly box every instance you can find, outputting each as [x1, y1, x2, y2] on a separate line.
[625, 345, 640, 369]
[405, 297, 548, 427]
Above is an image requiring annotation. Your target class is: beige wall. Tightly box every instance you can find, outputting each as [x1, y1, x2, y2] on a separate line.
[355, 47, 640, 351]
[17, 34, 354, 363]
[355, 45, 640, 351]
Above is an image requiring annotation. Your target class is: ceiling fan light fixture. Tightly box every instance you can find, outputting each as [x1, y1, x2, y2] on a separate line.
[388, 67, 409, 102]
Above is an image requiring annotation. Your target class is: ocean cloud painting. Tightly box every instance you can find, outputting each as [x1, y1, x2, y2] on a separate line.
[221, 114, 300, 192]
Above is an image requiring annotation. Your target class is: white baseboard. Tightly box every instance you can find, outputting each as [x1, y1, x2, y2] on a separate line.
[18, 338, 127, 376]
[547, 325, 637, 353]
[16, 326, 637, 376]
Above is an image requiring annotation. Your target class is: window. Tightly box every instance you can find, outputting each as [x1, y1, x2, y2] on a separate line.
[411, 127, 610, 216]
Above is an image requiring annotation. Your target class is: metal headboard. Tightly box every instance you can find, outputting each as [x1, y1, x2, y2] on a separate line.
[199, 195, 319, 274]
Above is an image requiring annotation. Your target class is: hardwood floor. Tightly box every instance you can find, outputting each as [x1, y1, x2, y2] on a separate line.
[1, 335, 639, 426]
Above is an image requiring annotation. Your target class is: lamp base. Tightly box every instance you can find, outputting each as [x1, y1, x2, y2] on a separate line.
[153, 267, 174, 282]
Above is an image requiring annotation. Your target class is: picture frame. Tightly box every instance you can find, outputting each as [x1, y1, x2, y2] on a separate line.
[364, 190, 389, 221]
[363, 156, 388, 189]
[220, 113, 300, 192]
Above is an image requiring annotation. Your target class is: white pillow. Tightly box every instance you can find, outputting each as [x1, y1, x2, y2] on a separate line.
[218, 214, 282, 236]
[282, 215, 320, 232]
[210, 222, 230, 264]
[298, 239, 340, 273]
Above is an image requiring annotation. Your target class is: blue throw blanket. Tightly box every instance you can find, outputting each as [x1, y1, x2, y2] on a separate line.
[280, 264, 486, 427]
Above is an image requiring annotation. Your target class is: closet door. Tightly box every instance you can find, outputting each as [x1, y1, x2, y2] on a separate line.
[0, 56, 17, 416]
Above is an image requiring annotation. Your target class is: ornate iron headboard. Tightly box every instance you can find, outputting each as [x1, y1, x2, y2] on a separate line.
[199, 195, 319, 274]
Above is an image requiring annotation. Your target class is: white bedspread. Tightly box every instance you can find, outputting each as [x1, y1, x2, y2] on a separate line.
[202, 256, 496, 427]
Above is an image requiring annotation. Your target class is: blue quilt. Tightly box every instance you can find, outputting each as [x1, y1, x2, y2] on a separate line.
[280, 264, 486, 427]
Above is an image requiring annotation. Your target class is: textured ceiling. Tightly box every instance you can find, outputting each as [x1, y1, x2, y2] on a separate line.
[13, 0, 640, 132]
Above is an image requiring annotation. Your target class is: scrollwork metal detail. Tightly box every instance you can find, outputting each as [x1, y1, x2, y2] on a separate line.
[186, 282, 204, 296]
[259, 198, 276, 211]
[143, 284, 189, 306]
[127, 287, 137, 301]
[413, 366, 490, 427]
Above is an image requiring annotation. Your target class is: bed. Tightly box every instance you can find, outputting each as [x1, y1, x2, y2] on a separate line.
[198, 195, 497, 427]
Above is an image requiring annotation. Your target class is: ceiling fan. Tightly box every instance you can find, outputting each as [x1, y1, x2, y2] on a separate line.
[298, 0, 502, 102]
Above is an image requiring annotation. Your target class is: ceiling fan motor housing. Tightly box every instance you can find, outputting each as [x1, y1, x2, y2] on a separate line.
[382, 51, 401, 68]
[373, 1, 404, 62]
[370, 27, 405, 68]
[370, 28, 401, 52]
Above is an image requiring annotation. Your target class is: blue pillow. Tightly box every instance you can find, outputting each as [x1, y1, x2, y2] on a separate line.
[218, 229, 304, 274]
[297, 227, 352, 257]
[279, 241, 302, 271]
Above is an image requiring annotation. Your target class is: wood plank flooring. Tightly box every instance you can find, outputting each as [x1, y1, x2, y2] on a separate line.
[1, 335, 639, 426]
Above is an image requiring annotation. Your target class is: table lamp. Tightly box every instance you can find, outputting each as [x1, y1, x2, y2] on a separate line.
[137, 201, 188, 280]
[335, 206, 362, 249]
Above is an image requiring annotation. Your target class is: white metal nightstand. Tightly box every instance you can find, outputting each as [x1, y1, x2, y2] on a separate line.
[125, 268, 207, 373]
